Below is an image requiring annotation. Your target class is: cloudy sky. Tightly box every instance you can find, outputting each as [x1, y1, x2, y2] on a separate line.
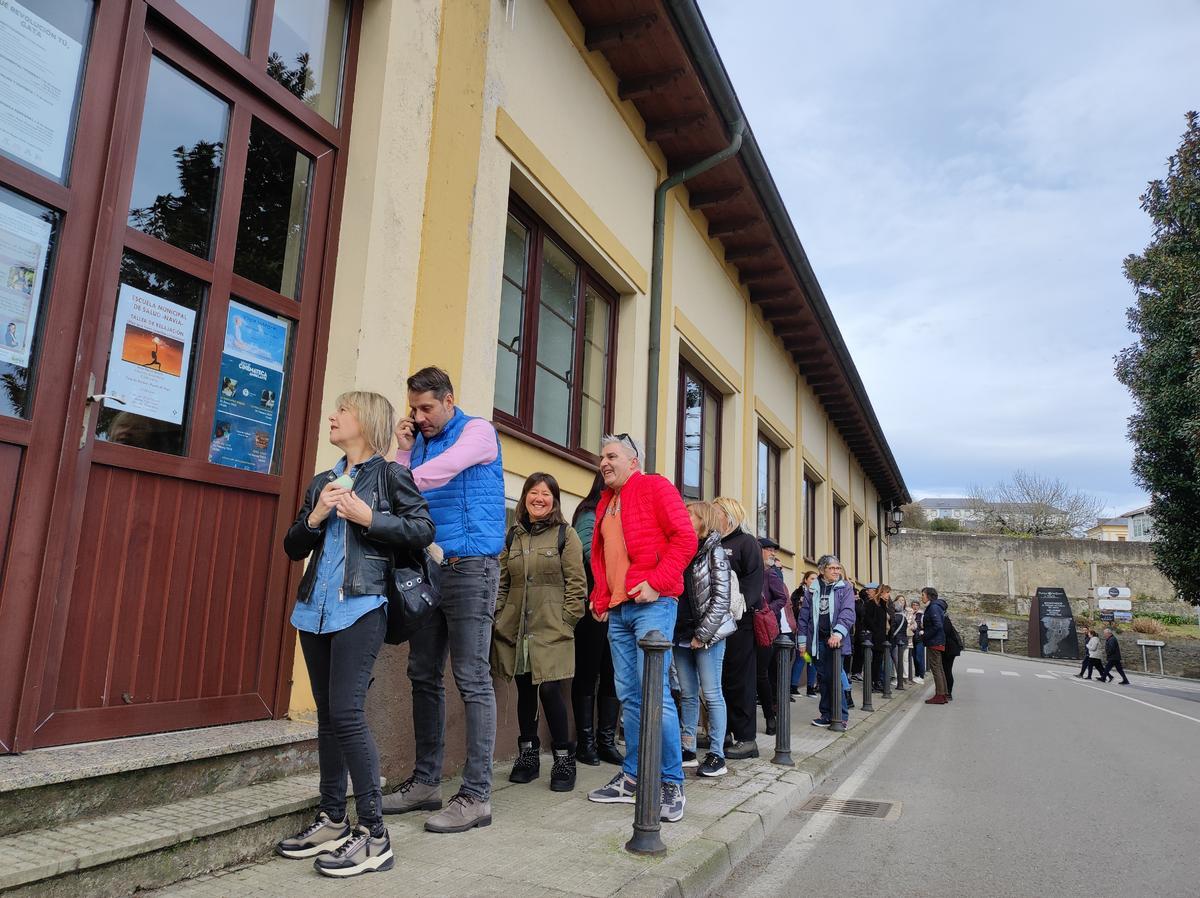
[698, 0, 1200, 515]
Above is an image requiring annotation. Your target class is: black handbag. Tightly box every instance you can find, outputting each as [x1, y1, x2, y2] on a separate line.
[374, 463, 441, 645]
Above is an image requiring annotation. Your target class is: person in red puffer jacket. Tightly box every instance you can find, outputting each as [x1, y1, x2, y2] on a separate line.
[585, 434, 697, 823]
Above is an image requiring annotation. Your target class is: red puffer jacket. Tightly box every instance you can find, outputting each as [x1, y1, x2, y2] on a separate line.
[590, 471, 697, 615]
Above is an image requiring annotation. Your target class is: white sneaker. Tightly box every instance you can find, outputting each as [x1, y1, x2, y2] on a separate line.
[912, 676, 924, 684]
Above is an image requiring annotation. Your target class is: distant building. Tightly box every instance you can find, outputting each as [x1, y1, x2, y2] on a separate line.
[918, 496, 1068, 533]
[1124, 505, 1155, 542]
[1086, 518, 1130, 541]
[1088, 505, 1154, 542]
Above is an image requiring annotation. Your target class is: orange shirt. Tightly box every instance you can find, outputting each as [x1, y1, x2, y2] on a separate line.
[600, 499, 631, 609]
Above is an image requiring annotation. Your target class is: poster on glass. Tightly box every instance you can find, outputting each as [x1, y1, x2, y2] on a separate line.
[208, 301, 289, 474]
[0, 199, 51, 368]
[0, 1, 84, 178]
[103, 284, 196, 424]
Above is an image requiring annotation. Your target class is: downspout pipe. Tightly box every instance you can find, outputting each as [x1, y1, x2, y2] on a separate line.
[645, 119, 745, 473]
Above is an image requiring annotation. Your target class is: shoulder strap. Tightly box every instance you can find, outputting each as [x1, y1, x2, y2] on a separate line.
[558, 523, 567, 555]
[375, 462, 392, 514]
[505, 524, 518, 552]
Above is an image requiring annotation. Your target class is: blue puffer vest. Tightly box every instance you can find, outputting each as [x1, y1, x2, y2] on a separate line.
[410, 407, 505, 557]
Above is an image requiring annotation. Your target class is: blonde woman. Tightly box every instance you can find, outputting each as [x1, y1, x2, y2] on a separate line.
[279, 392, 434, 877]
[711, 497, 764, 759]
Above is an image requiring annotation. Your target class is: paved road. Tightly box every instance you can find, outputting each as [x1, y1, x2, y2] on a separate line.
[723, 654, 1200, 898]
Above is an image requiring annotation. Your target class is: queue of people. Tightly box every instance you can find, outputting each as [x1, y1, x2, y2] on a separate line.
[272, 367, 907, 879]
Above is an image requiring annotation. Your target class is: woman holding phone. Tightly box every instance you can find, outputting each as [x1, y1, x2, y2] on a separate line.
[277, 391, 434, 879]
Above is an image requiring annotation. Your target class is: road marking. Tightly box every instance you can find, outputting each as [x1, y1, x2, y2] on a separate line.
[741, 697, 924, 898]
[1070, 679, 1200, 725]
[1001, 671, 1019, 677]
[1036, 674, 1056, 680]
[967, 668, 984, 674]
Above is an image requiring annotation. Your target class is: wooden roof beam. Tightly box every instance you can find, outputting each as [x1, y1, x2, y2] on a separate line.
[739, 266, 785, 285]
[645, 112, 710, 143]
[723, 244, 773, 263]
[618, 68, 685, 101]
[750, 287, 791, 303]
[585, 13, 658, 51]
[689, 186, 743, 209]
[708, 217, 757, 238]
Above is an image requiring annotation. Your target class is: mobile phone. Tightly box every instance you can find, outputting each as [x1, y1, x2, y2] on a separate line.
[333, 474, 354, 490]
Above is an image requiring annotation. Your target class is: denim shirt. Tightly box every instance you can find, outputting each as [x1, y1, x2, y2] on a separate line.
[290, 456, 388, 635]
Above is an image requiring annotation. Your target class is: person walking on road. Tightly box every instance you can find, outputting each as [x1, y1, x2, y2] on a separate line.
[1099, 628, 1131, 684]
[571, 472, 623, 767]
[278, 392, 435, 877]
[1084, 628, 1105, 680]
[978, 621, 990, 652]
[674, 501, 733, 778]
[921, 587, 951, 705]
[386, 368, 506, 833]
[714, 497, 765, 759]
[491, 473, 586, 792]
[796, 555, 856, 729]
[585, 434, 696, 824]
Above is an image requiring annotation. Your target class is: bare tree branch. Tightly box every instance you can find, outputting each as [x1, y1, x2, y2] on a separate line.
[966, 470, 1104, 537]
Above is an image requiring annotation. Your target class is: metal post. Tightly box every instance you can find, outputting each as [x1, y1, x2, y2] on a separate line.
[860, 632, 874, 712]
[625, 629, 670, 857]
[772, 633, 796, 766]
[882, 636, 894, 698]
[1157, 645, 1164, 676]
[1141, 644, 1148, 673]
[894, 639, 906, 691]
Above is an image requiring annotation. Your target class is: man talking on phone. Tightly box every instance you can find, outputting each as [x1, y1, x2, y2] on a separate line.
[381, 367, 505, 833]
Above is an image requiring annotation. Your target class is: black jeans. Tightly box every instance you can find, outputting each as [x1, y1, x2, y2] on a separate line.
[515, 673, 571, 746]
[944, 654, 956, 697]
[755, 643, 776, 720]
[299, 606, 387, 831]
[1102, 660, 1129, 683]
[721, 623, 758, 742]
[870, 644, 885, 688]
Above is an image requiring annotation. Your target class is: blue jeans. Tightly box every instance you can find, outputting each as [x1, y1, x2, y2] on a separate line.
[407, 556, 499, 800]
[791, 653, 819, 690]
[674, 639, 727, 760]
[609, 598, 684, 786]
[913, 643, 926, 678]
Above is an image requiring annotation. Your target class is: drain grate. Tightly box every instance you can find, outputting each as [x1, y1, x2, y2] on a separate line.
[798, 795, 898, 819]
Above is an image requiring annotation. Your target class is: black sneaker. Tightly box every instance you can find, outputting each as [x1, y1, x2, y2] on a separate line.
[697, 752, 728, 778]
[313, 825, 393, 878]
[811, 717, 831, 728]
[509, 738, 540, 784]
[682, 749, 699, 768]
[276, 811, 351, 859]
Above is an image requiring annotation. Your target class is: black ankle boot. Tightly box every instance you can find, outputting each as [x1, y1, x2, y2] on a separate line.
[509, 737, 540, 784]
[550, 745, 577, 792]
[765, 715, 777, 736]
[574, 693, 600, 766]
[596, 696, 624, 765]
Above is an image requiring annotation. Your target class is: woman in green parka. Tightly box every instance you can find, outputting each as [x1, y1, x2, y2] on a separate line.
[491, 472, 586, 791]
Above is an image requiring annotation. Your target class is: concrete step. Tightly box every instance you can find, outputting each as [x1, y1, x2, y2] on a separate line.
[0, 720, 318, 837]
[0, 773, 327, 898]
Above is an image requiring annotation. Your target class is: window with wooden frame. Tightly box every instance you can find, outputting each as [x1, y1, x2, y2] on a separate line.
[832, 498, 845, 561]
[756, 430, 780, 541]
[676, 361, 721, 500]
[853, 517, 863, 580]
[803, 471, 818, 560]
[493, 199, 617, 458]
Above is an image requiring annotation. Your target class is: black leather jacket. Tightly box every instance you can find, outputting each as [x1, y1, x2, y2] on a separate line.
[284, 456, 435, 603]
[678, 530, 733, 646]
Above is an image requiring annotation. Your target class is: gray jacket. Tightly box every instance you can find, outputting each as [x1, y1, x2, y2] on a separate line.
[678, 530, 733, 646]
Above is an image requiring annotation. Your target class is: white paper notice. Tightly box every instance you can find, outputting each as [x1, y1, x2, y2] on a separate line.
[104, 284, 196, 425]
[0, 1, 83, 177]
[0, 200, 50, 368]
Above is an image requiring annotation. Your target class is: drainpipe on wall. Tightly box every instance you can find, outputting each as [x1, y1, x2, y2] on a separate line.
[645, 119, 745, 473]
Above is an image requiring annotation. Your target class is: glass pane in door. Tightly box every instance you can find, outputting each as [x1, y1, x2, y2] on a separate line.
[0, 186, 60, 418]
[127, 57, 230, 259]
[233, 118, 312, 299]
[176, 0, 254, 52]
[268, 0, 348, 123]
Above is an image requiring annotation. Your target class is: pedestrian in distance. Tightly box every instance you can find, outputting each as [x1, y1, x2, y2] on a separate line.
[887, 592, 907, 680]
[921, 587, 951, 705]
[1099, 628, 1131, 685]
[712, 496, 765, 759]
[384, 367, 506, 833]
[862, 583, 887, 692]
[790, 570, 820, 696]
[570, 472, 623, 767]
[910, 600, 926, 680]
[278, 392, 435, 878]
[757, 535, 790, 735]
[1075, 627, 1100, 679]
[585, 434, 697, 824]
[796, 555, 856, 729]
[674, 501, 734, 778]
[978, 621, 990, 653]
[491, 473, 586, 792]
[942, 612, 962, 700]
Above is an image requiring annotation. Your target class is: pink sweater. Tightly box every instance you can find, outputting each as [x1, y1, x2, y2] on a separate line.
[396, 418, 499, 491]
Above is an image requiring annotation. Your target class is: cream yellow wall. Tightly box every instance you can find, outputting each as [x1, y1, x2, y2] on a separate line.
[753, 325, 798, 436]
[801, 387, 828, 472]
[830, 431, 851, 497]
[288, 0, 444, 717]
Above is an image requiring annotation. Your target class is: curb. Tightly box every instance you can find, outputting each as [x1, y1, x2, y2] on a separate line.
[615, 683, 930, 898]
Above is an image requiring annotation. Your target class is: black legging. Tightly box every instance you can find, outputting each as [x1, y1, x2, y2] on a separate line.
[722, 623, 758, 742]
[515, 674, 570, 746]
[944, 654, 956, 697]
[756, 643, 777, 719]
[572, 611, 616, 700]
[870, 645, 885, 688]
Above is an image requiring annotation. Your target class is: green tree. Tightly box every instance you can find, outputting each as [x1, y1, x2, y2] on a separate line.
[929, 517, 962, 533]
[1116, 111, 1200, 606]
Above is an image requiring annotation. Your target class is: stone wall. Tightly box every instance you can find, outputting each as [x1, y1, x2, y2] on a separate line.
[889, 531, 1186, 616]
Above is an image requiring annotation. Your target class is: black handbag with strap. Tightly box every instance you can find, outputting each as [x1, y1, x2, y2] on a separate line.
[374, 463, 441, 645]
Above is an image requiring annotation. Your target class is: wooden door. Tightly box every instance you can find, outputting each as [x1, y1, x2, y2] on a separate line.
[1, 0, 360, 751]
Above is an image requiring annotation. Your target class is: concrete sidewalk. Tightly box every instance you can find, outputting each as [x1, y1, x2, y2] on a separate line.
[149, 684, 926, 898]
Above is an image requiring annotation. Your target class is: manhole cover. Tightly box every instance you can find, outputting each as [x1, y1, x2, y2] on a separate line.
[798, 795, 899, 820]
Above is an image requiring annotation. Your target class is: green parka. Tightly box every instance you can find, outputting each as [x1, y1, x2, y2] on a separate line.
[491, 519, 587, 684]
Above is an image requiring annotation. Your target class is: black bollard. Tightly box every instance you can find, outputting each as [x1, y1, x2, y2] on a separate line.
[860, 632, 874, 712]
[772, 633, 796, 765]
[882, 636, 893, 698]
[625, 629, 671, 857]
[895, 640, 906, 692]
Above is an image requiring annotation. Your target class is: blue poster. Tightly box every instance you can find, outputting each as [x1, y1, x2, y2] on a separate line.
[209, 302, 289, 473]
